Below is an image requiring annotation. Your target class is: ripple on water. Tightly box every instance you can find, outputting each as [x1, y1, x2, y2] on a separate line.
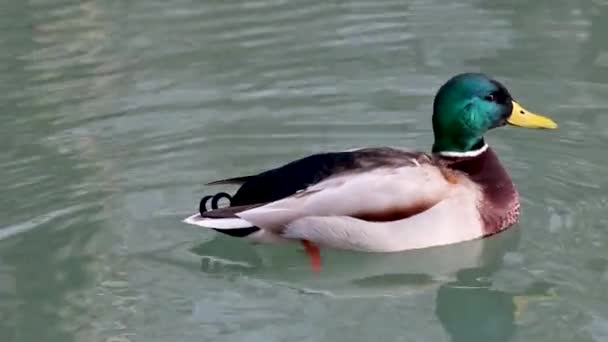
[0, 205, 91, 241]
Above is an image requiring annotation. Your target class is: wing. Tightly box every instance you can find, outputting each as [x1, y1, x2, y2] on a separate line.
[231, 161, 485, 252]
[236, 161, 458, 232]
[211, 147, 433, 207]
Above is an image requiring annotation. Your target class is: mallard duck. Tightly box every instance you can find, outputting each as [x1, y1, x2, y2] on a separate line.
[184, 73, 557, 268]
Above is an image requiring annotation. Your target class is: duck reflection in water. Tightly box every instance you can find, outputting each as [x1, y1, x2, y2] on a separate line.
[436, 266, 554, 342]
[433, 226, 555, 342]
[191, 220, 555, 342]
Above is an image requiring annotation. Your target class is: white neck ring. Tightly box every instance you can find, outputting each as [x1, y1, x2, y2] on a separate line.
[437, 143, 489, 158]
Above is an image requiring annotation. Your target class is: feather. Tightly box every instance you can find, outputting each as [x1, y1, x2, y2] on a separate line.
[206, 176, 255, 185]
[201, 204, 265, 218]
[183, 214, 255, 229]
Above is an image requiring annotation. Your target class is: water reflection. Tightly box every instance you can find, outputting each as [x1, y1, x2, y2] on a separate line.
[437, 267, 517, 342]
[433, 228, 556, 342]
[436, 266, 555, 342]
[189, 218, 557, 342]
[190, 219, 521, 286]
[190, 227, 518, 291]
[327, 229, 527, 339]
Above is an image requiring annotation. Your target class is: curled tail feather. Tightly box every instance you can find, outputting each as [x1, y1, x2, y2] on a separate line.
[194, 192, 261, 237]
[199, 192, 233, 215]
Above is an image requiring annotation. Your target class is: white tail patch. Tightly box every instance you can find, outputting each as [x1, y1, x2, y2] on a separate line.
[183, 214, 254, 229]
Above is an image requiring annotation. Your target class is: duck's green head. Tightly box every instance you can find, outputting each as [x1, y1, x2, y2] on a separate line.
[432, 73, 557, 154]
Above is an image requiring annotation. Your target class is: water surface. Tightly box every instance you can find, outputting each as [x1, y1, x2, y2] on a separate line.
[1, 0, 608, 341]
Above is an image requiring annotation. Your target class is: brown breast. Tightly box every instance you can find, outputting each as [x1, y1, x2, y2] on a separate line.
[438, 147, 520, 236]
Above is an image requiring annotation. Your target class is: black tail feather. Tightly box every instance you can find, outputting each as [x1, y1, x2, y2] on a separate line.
[199, 192, 233, 215]
[214, 227, 260, 237]
[198, 191, 261, 238]
[206, 176, 254, 185]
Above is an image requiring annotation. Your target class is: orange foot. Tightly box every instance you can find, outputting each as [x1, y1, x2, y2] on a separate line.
[301, 240, 321, 273]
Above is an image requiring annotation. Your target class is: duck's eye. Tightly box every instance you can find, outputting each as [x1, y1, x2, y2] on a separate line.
[484, 94, 495, 102]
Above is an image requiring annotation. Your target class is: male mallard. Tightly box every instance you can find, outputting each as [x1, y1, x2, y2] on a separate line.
[184, 73, 557, 267]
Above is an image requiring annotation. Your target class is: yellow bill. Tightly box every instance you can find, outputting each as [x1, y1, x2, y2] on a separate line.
[507, 101, 558, 129]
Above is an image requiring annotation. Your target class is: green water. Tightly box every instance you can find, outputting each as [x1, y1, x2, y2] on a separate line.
[1, 1, 608, 341]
